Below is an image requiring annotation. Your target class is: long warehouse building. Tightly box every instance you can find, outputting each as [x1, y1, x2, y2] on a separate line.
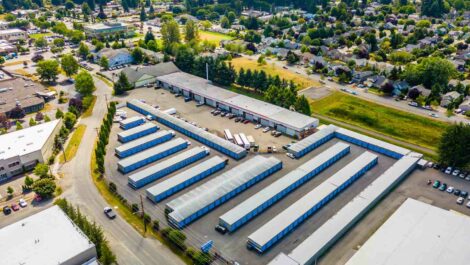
[115, 130, 175, 158]
[117, 123, 159, 143]
[118, 138, 188, 173]
[156, 71, 319, 138]
[128, 146, 210, 189]
[287, 125, 337, 158]
[146, 156, 228, 203]
[248, 152, 378, 253]
[167, 156, 283, 229]
[119, 116, 145, 130]
[127, 99, 247, 160]
[219, 142, 350, 232]
[268, 154, 421, 265]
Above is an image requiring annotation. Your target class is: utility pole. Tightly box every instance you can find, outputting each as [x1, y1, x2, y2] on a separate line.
[140, 195, 147, 233]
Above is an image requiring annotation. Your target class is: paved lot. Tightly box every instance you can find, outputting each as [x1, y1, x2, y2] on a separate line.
[299, 86, 333, 100]
[104, 87, 403, 265]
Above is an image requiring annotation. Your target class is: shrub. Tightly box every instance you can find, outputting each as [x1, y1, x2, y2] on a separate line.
[108, 182, 117, 193]
[152, 220, 160, 231]
[131, 203, 139, 213]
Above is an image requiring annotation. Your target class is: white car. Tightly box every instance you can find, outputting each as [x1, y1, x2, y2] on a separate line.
[255, 124, 262, 129]
[457, 197, 464, 205]
[452, 169, 460, 176]
[447, 186, 455, 193]
[272, 146, 277, 153]
[467, 201, 470, 209]
[286, 153, 295, 159]
[262, 127, 271, 133]
[18, 199, 27, 208]
[445, 167, 453, 174]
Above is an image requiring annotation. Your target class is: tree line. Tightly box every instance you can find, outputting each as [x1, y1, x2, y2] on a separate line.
[95, 102, 117, 175]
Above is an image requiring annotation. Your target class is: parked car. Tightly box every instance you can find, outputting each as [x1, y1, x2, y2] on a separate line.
[104, 207, 116, 219]
[11, 203, 20, 211]
[196, 102, 204, 107]
[432, 180, 441, 189]
[452, 169, 460, 177]
[445, 167, 453, 174]
[466, 175, 470, 181]
[184, 97, 191, 102]
[432, 163, 441, 170]
[255, 124, 262, 129]
[460, 191, 468, 198]
[457, 197, 464, 205]
[286, 153, 295, 159]
[215, 225, 227, 234]
[18, 199, 27, 208]
[267, 146, 272, 153]
[31, 54, 44, 62]
[3, 206, 12, 215]
[242, 119, 250, 124]
[446, 186, 455, 193]
[234, 117, 242, 122]
[439, 183, 447, 191]
[453, 189, 461, 196]
[262, 127, 271, 133]
[459, 172, 467, 179]
[274, 131, 282, 137]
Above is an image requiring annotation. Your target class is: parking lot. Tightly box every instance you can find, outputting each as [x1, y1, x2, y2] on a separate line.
[104, 87, 407, 265]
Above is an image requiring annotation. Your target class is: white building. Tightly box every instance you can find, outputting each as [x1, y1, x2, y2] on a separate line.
[0, 205, 98, 265]
[0, 119, 61, 181]
[0, 28, 27, 42]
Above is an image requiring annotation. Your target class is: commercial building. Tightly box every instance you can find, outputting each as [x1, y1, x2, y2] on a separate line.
[127, 99, 247, 160]
[0, 76, 46, 116]
[118, 138, 188, 173]
[248, 152, 378, 253]
[128, 146, 210, 189]
[0, 119, 61, 181]
[0, 205, 97, 265]
[269, 154, 421, 265]
[84, 21, 130, 38]
[220, 142, 350, 232]
[120, 62, 180, 88]
[146, 156, 227, 203]
[166, 156, 283, 229]
[115, 130, 175, 158]
[0, 40, 17, 54]
[0, 28, 27, 42]
[117, 123, 159, 143]
[95, 48, 134, 68]
[156, 72, 319, 138]
[287, 125, 337, 158]
[119, 116, 145, 129]
[345, 198, 470, 265]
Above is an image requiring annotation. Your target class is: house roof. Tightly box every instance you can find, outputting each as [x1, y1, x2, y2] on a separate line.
[96, 48, 131, 59]
[121, 62, 180, 83]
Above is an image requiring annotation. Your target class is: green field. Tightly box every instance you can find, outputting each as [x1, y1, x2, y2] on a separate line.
[199, 30, 233, 46]
[29, 33, 53, 40]
[310, 92, 448, 150]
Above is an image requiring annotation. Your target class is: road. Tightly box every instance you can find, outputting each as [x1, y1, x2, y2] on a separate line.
[60, 76, 184, 265]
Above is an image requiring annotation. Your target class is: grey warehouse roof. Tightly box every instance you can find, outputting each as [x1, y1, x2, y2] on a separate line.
[157, 72, 318, 131]
[117, 123, 158, 139]
[288, 124, 338, 154]
[119, 116, 144, 126]
[167, 156, 282, 223]
[115, 130, 173, 154]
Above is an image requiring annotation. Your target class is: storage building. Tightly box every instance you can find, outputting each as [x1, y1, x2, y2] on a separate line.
[127, 100, 247, 160]
[115, 130, 175, 158]
[287, 125, 338, 158]
[117, 123, 159, 143]
[268, 154, 420, 265]
[119, 116, 145, 130]
[146, 156, 228, 203]
[248, 152, 378, 253]
[118, 138, 188, 174]
[220, 142, 350, 232]
[166, 156, 283, 229]
[155, 72, 319, 138]
[128, 146, 210, 189]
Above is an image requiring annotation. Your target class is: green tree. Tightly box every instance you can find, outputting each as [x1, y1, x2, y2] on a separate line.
[140, 6, 147, 21]
[16, 121, 23, 130]
[75, 71, 95, 95]
[34, 163, 50, 178]
[99, 243, 117, 265]
[29, 117, 37, 127]
[113, 72, 132, 95]
[56, 109, 64, 119]
[184, 20, 198, 43]
[7, 186, 14, 197]
[61, 54, 79, 78]
[174, 46, 194, 73]
[37, 60, 60, 83]
[99, 56, 109, 70]
[78, 42, 90, 59]
[295, 95, 311, 116]
[64, 112, 77, 129]
[161, 19, 181, 52]
[438, 123, 470, 168]
[32, 178, 56, 198]
[44, 115, 51, 122]
[227, 11, 236, 24]
[144, 31, 155, 43]
[24, 175, 34, 188]
[35, 36, 48, 48]
[220, 16, 230, 29]
[131, 48, 144, 64]
[402, 57, 457, 88]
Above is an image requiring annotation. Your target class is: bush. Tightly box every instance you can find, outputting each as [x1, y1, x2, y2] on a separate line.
[108, 182, 117, 193]
[168, 229, 187, 250]
[32, 178, 56, 198]
[152, 220, 160, 231]
[143, 213, 151, 225]
[64, 112, 77, 129]
[161, 227, 172, 238]
[131, 203, 139, 213]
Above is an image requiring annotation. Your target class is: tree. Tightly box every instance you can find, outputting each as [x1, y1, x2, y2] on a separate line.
[408, 88, 420, 100]
[402, 57, 457, 88]
[140, 6, 147, 21]
[37, 60, 60, 83]
[56, 109, 64, 119]
[144, 31, 155, 44]
[75, 71, 95, 95]
[0, 113, 9, 129]
[438, 123, 470, 168]
[7, 186, 14, 197]
[16, 121, 23, 130]
[131, 48, 144, 64]
[34, 163, 50, 179]
[113, 72, 132, 95]
[380, 81, 394, 94]
[99, 56, 109, 70]
[78, 42, 90, 59]
[184, 20, 198, 43]
[99, 243, 117, 265]
[35, 36, 47, 48]
[161, 19, 180, 52]
[295, 95, 311, 116]
[29, 117, 37, 127]
[175, 46, 194, 73]
[32, 178, 56, 198]
[227, 11, 236, 24]
[221, 16, 230, 29]
[64, 112, 77, 129]
[24, 175, 34, 189]
[61, 54, 79, 78]
[44, 115, 51, 122]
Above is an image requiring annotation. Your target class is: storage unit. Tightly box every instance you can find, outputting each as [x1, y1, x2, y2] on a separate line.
[127, 100, 247, 160]
[119, 116, 145, 130]
[219, 142, 350, 232]
[117, 138, 188, 174]
[146, 156, 227, 203]
[335, 128, 410, 159]
[117, 123, 159, 143]
[247, 152, 378, 253]
[269, 154, 420, 265]
[115, 130, 175, 158]
[128, 147, 210, 189]
[166, 156, 283, 229]
[287, 125, 338, 158]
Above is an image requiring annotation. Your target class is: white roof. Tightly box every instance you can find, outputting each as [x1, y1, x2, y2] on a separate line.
[117, 123, 158, 138]
[288, 124, 338, 154]
[248, 152, 378, 248]
[346, 198, 470, 265]
[115, 130, 173, 153]
[119, 116, 144, 126]
[0, 119, 60, 161]
[220, 142, 350, 227]
[0, 206, 96, 265]
[0, 28, 25, 34]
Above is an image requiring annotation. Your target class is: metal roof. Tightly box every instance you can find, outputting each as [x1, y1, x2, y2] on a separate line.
[115, 130, 173, 153]
[288, 125, 338, 154]
[117, 123, 158, 139]
[167, 156, 282, 223]
[275, 155, 420, 265]
[146, 156, 226, 199]
[128, 99, 246, 157]
[119, 116, 144, 126]
[220, 142, 350, 227]
[248, 152, 378, 248]
[118, 138, 186, 169]
[128, 146, 208, 185]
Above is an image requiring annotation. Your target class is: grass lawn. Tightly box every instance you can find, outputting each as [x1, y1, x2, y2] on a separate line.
[227, 85, 265, 101]
[29, 33, 52, 40]
[199, 30, 233, 46]
[60, 124, 86, 163]
[230, 57, 320, 89]
[309, 92, 449, 150]
[82, 95, 97, 118]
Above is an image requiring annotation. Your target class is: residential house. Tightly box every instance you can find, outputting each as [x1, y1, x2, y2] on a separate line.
[139, 48, 164, 63]
[352, 71, 374, 83]
[392, 80, 409, 96]
[365, 75, 387, 88]
[458, 98, 470, 112]
[408, 85, 431, 98]
[95, 48, 134, 67]
[440, 91, 461, 107]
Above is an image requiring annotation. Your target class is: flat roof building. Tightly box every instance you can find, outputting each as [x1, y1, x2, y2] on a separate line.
[0, 28, 27, 42]
[156, 72, 318, 137]
[0, 205, 97, 265]
[84, 21, 130, 38]
[0, 119, 61, 181]
[0, 76, 47, 116]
